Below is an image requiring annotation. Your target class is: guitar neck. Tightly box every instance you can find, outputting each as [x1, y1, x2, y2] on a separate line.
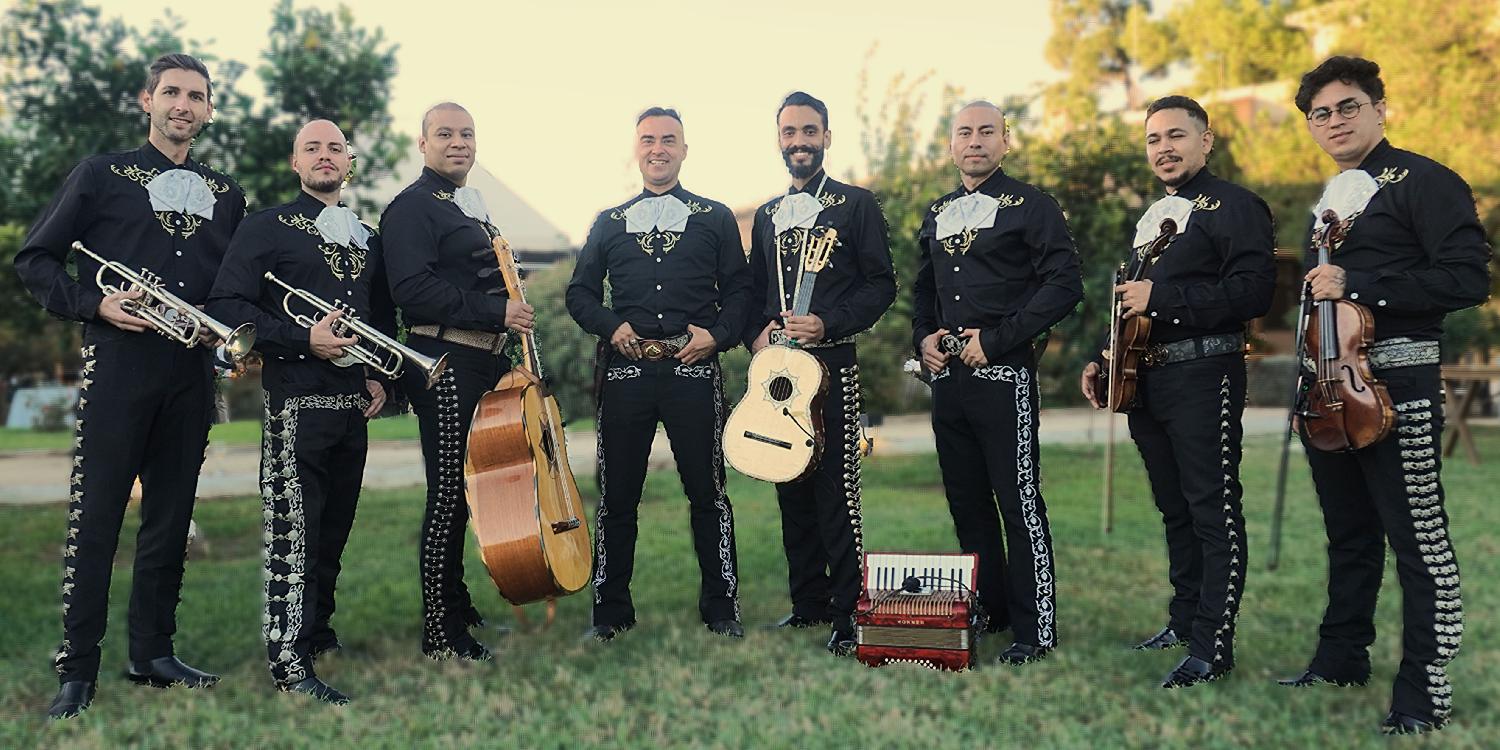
[790, 270, 819, 318]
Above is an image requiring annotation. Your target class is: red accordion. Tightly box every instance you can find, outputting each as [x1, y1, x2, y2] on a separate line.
[855, 552, 979, 671]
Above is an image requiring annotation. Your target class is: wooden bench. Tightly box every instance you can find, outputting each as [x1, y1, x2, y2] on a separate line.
[1440, 363, 1500, 465]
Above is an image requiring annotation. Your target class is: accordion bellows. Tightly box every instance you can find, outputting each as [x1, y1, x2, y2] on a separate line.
[855, 552, 980, 671]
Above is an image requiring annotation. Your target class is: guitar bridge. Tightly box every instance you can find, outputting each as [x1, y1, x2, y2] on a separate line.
[743, 431, 793, 450]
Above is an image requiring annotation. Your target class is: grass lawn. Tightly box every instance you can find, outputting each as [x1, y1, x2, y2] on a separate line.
[1, 414, 599, 453]
[1, 430, 1496, 748]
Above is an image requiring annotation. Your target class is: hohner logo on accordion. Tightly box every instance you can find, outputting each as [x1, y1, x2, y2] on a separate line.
[855, 552, 979, 671]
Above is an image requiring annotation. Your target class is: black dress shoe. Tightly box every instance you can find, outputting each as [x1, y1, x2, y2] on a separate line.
[1161, 655, 1228, 688]
[1276, 669, 1368, 688]
[422, 633, 493, 662]
[582, 621, 636, 643]
[766, 613, 833, 629]
[707, 620, 744, 638]
[997, 642, 1050, 665]
[1380, 711, 1437, 736]
[46, 681, 95, 720]
[126, 656, 219, 688]
[1134, 627, 1183, 651]
[283, 676, 351, 706]
[826, 627, 856, 656]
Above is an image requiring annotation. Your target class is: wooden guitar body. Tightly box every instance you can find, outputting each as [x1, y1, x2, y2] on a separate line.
[724, 344, 828, 483]
[463, 235, 591, 607]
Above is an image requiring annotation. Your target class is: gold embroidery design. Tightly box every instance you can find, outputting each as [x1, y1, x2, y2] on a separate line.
[1192, 195, 1222, 212]
[819, 193, 847, 209]
[636, 231, 680, 256]
[684, 200, 713, 214]
[941, 229, 978, 256]
[1375, 167, 1409, 187]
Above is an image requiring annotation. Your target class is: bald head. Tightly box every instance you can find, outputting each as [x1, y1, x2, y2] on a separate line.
[419, 102, 477, 184]
[422, 102, 471, 137]
[950, 100, 1009, 186]
[291, 118, 352, 200]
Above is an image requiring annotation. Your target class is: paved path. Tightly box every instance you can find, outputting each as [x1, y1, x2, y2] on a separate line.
[0, 407, 1299, 505]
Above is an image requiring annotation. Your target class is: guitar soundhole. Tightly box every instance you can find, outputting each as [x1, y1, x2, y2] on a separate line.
[540, 425, 557, 467]
[768, 376, 794, 402]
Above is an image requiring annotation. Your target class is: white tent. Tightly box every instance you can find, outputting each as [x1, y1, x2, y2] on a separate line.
[350, 148, 576, 266]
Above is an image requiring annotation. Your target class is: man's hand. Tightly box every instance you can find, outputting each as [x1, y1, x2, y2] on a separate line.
[750, 320, 778, 354]
[675, 324, 717, 365]
[781, 311, 825, 345]
[1081, 360, 1104, 409]
[1115, 280, 1153, 319]
[611, 322, 642, 360]
[958, 331, 988, 368]
[97, 290, 151, 332]
[505, 299, 535, 334]
[362, 379, 387, 418]
[309, 309, 359, 361]
[920, 328, 951, 374]
[1305, 263, 1347, 301]
[194, 304, 223, 346]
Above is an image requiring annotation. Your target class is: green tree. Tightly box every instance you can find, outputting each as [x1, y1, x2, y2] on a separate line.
[227, 0, 408, 215]
[1045, 0, 1170, 118]
[0, 0, 243, 225]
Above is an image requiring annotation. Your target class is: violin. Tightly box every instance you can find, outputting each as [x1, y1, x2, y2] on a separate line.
[1295, 209, 1394, 451]
[1097, 218, 1177, 412]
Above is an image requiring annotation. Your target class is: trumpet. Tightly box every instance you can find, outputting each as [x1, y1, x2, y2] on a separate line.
[262, 271, 449, 389]
[72, 241, 256, 360]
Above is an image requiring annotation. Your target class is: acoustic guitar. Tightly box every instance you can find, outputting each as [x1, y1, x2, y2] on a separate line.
[464, 236, 592, 605]
[724, 227, 838, 483]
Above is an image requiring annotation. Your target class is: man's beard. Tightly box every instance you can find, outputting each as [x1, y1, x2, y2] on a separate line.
[152, 112, 201, 144]
[782, 145, 824, 180]
[302, 172, 343, 193]
[1156, 157, 1197, 188]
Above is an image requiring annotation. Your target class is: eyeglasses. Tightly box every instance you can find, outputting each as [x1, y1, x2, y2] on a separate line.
[1306, 99, 1379, 127]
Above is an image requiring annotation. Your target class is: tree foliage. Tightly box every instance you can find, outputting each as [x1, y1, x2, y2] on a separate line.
[0, 0, 405, 379]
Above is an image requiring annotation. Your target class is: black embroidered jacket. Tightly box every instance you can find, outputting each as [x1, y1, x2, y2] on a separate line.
[566, 184, 750, 348]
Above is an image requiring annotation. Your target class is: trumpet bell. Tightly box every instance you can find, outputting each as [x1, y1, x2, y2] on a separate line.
[223, 323, 257, 360]
[420, 351, 449, 389]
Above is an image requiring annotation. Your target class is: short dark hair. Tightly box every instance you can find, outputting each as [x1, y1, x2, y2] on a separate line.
[636, 107, 682, 126]
[1145, 95, 1209, 131]
[1295, 56, 1385, 114]
[777, 91, 828, 129]
[144, 53, 213, 102]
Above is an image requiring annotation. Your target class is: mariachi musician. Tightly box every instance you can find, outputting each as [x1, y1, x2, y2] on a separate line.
[208, 119, 396, 705]
[381, 102, 533, 661]
[746, 91, 896, 655]
[1081, 95, 1275, 687]
[566, 107, 750, 642]
[914, 100, 1082, 666]
[1279, 56, 1489, 736]
[13, 54, 244, 720]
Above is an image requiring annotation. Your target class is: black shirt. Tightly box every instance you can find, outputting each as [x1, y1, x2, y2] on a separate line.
[14, 142, 246, 326]
[745, 170, 897, 345]
[1308, 140, 1491, 341]
[380, 167, 508, 332]
[913, 169, 1083, 360]
[566, 184, 750, 348]
[208, 191, 395, 397]
[1137, 168, 1276, 345]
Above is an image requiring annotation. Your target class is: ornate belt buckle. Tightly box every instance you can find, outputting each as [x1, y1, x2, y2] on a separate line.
[940, 333, 965, 356]
[640, 339, 669, 361]
[1141, 344, 1167, 368]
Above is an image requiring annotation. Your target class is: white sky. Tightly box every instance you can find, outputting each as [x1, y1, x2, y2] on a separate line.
[88, 0, 1061, 242]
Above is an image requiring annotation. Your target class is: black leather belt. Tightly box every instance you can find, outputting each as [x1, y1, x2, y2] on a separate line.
[1301, 337, 1440, 373]
[408, 324, 506, 354]
[1141, 332, 1244, 368]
